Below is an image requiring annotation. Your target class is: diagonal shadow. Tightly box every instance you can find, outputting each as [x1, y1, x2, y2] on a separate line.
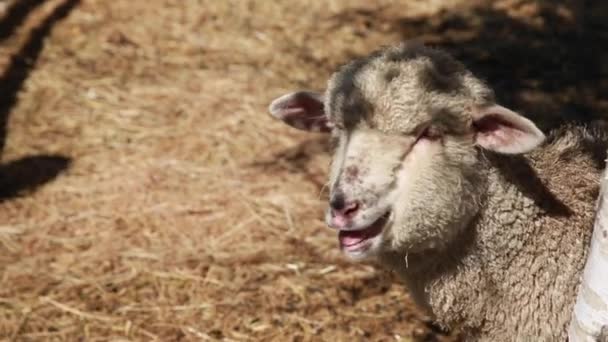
[0, 0, 81, 155]
[0, 155, 70, 201]
[0, 0, 47, 42]
[0, 0, 81, 200]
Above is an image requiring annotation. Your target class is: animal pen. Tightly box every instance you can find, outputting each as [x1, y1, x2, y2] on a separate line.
[0, 0, 606, 341]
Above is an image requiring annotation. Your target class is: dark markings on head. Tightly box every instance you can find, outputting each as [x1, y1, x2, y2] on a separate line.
[417, 60, 463, 93]
[329, 42, 468, 128]
[384, 68, 400, 82]
[430, 107, 470, 135]
[328, 50, 382, 129]
[384, 42, 466, 93]
[418, 49, 465, 93]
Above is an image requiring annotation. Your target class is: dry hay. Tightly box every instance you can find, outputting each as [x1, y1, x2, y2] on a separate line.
[0, 0, 603, 341]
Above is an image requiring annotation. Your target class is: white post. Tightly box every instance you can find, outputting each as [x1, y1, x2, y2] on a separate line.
[569, 167, 608, 341]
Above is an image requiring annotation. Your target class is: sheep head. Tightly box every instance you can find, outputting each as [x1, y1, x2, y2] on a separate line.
[269, 42, 545, 260]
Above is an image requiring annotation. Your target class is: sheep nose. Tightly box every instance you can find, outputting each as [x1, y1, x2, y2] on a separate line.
[329, 193, 360, 228]
[330, 196, 359, 215]
[329, 192, 346, 211]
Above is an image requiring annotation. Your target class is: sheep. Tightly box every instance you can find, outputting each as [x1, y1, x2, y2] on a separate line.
[268, 42, 608, 341]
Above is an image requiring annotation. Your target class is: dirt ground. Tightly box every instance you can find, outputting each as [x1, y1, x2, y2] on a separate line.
[0, 0, 606, 341]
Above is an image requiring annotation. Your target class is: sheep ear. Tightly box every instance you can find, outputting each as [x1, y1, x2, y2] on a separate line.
[268, 91, 332, 132]
[472, 104, 545, 154]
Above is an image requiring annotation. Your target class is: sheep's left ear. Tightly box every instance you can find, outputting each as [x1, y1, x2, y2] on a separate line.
[472, 104, 545, 154]
[268, 91, 332, 132]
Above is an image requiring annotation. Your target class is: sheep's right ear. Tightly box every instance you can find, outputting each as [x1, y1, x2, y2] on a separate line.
[268, 91, 332, 132]
[472, 104, 545, 154]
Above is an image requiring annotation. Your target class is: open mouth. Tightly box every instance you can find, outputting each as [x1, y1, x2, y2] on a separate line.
[338, 211, 390, 253]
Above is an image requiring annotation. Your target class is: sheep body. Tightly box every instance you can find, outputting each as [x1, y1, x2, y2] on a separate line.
[269, 42, 608, 341]
[382, 124, 605, 341]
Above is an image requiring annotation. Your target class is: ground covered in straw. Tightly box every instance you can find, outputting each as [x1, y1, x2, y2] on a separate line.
[0, 0, 606, 341]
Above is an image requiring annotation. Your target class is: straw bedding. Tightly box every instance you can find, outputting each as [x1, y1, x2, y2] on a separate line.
[0, 0, 603, 340]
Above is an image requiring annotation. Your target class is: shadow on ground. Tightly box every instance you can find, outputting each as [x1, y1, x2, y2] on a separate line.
[0, 0, 46, 42]
[0, 0, 80, 200]
[0, 155, 70, 201]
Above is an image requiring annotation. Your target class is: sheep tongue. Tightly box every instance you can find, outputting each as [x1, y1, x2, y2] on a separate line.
[338, 230, 367, 247]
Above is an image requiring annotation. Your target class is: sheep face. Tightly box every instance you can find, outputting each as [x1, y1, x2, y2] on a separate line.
[269, 43, 545, 260]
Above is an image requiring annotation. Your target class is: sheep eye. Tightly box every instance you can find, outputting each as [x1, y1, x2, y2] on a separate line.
[414, 125, 442, 142]
[423, 126, 442, 139]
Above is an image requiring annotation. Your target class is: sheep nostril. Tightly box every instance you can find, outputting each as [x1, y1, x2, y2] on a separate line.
[331, 200, 359, 219]
[343, 202, 359, 217]
[329, 192, 360, 220]
[330, 193, 346, 211]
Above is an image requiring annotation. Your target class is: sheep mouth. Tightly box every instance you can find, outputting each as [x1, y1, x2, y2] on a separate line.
[338, 211, 390, 252]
